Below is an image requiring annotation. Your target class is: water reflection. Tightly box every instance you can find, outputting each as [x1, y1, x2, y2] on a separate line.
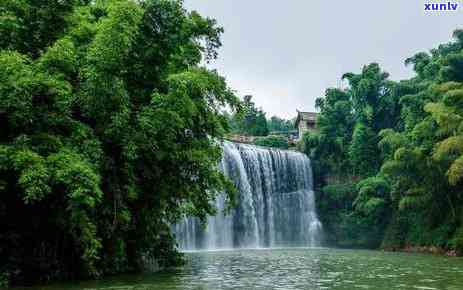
[16, 248, 463, 290]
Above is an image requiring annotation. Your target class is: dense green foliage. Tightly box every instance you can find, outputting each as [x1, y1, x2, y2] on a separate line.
[304, 30, 463, 253]
[227, 95, 269, 136]
[254, 135, 289, 149]
[0, 0, 239, 285]
[267, 116, 294, 133]
[226, 96, 295, 142]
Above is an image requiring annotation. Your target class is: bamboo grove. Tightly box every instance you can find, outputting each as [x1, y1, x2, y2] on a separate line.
[304, 30, 463, 253]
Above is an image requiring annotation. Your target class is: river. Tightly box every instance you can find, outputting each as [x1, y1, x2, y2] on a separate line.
[16, 248, 463, 290]
[13, 144, 463, 289]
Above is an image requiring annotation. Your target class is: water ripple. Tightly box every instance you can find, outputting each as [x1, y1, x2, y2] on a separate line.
[17, 248, 463, 290]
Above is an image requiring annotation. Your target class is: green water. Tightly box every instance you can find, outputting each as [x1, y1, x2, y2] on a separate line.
[15, 248, 463, 290]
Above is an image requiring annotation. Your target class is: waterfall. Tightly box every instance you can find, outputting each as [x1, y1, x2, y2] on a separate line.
[174, 141, 322, 250]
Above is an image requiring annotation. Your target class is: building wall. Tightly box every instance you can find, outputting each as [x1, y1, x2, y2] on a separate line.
[296, 112, 318, 141]
[298, 121, 308, 140]
[298, 121, 317, 140]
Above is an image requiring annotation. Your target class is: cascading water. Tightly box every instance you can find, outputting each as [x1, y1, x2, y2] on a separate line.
[174, 141, 322, 250]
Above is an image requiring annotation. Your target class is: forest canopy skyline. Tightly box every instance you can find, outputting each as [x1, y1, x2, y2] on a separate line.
[184, 0, 462, 118]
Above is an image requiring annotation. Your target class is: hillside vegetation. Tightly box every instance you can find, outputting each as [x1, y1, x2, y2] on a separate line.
[0, 0, 239, 285]
[304, 30, 463, 254]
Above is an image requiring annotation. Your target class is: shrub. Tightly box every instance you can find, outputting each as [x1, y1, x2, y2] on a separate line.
[254, 135, 289, 149]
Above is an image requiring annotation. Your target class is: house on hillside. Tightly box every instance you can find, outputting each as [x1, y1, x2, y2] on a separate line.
[295, 111, 318, 141]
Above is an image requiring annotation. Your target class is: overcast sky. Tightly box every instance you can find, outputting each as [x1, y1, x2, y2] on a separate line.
[183, 0, 462, 119]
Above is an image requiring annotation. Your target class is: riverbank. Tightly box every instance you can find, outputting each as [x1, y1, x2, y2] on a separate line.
[313, 172, 463, 260]
[383, 245, 458, 257]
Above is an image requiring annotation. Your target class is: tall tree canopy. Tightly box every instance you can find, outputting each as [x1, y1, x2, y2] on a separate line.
[0, 0, 239, 284]
[267, 116, 294, 133]
[228, 95, 269, 136]
[304, 29, 463, 253]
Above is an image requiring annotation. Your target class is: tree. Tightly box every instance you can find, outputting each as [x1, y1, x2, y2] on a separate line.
[349, 123, 379, 177]
[303, 88, 354, 177]
[232, 95, 269, 136]
[0, 0, 239, 284]
[308, 30, 463, 254]
[267, 116, 293, 132]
